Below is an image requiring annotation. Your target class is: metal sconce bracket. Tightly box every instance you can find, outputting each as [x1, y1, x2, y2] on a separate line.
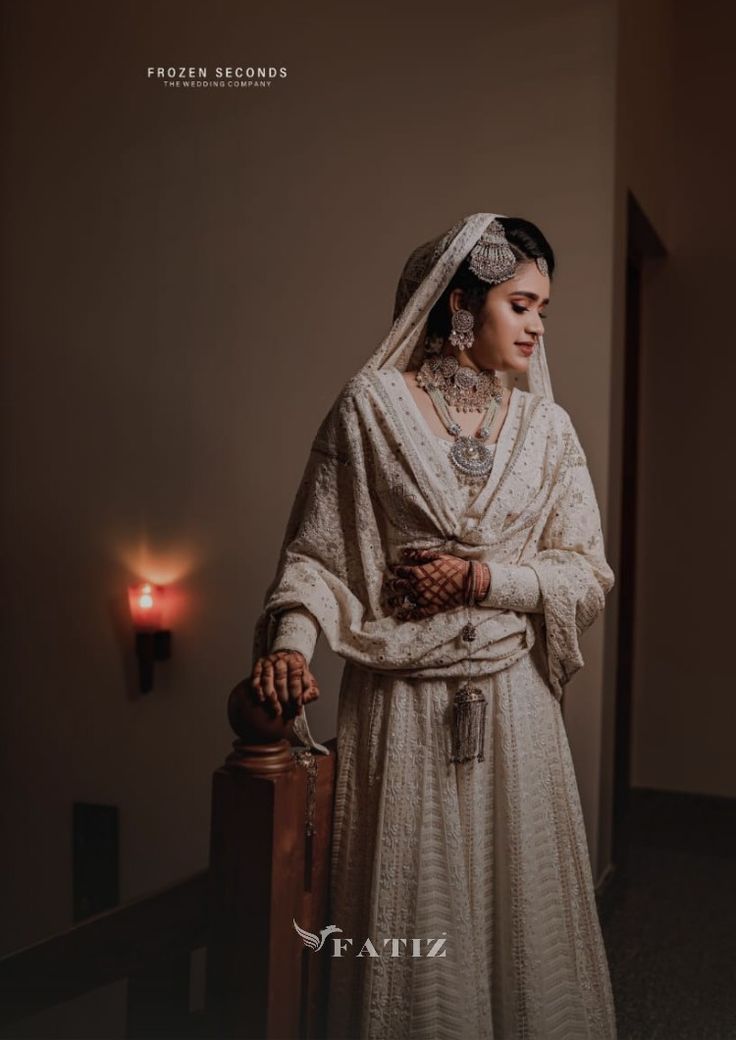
[135, 629, 172, 694]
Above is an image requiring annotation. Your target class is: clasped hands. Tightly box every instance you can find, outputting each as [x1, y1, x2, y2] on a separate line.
[384, 547, 491, 621]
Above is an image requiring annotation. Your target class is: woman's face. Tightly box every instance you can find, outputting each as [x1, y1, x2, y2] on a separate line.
[450, 261, 550, 373]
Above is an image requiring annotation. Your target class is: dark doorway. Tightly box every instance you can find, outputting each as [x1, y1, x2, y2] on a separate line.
[611, 192, 667, 868]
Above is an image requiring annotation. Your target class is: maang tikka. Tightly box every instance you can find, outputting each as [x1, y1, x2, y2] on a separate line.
[468, 219, 518, 284]
[468, 218, 549, 285]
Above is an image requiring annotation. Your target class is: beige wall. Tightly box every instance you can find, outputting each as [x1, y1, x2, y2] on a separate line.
[1, 0, 619, 958]
[626, 1, 736, 797]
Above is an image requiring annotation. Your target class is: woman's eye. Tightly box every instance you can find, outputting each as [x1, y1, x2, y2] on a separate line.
[512, 302, 548, 319]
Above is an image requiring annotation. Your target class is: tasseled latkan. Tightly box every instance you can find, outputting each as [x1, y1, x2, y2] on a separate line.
[450, 684, 488, 763]
[450, 619, 487, 763]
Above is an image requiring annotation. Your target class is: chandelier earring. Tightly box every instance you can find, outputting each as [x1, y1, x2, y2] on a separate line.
[449, 309, 475, 352]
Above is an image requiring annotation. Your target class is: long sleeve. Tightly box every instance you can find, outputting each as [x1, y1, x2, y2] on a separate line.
[524, 415, 615, 701]
[269, 606, 321, 664]
[479, 562, 544, 613]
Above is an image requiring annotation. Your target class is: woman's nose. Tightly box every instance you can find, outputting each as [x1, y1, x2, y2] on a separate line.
[526, 314, 544, 336]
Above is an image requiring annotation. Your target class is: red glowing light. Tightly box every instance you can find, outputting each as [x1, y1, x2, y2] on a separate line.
[128, 581, 165, 631]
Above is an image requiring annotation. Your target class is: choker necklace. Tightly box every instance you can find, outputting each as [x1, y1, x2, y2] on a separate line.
[416, 355, 503, 413]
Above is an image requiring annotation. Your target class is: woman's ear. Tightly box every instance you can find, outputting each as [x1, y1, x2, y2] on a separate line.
[448, 287, 465, 314]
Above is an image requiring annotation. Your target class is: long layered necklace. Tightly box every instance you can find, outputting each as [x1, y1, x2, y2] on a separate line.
[415, 356, 505, 759]
[416, 356, 504, 482]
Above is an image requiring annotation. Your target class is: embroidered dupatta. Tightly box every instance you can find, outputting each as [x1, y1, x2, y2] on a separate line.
[251, 214, 614, 752]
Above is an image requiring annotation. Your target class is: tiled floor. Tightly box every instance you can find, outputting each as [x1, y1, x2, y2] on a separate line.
[598, 788, 736, 1040]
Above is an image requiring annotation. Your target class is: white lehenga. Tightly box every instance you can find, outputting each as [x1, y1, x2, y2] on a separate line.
[324, 373, 617, 1040]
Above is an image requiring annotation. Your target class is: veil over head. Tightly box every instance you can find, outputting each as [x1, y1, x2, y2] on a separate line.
[363, 212, 555, 401]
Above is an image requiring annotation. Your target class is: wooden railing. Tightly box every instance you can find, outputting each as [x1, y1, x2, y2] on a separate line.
[0, 871, 208, 1037]
[0, 681, 337, 1040]
[207, 681, 336, 1039]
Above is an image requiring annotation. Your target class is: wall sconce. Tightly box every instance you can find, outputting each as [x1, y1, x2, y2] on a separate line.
[127, 582, 172, 694]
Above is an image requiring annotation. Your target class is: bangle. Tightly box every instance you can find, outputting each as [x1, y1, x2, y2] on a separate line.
[463, 561, 477, 605]
[475, 564, 491, 602]
[463, 561, 490, 605]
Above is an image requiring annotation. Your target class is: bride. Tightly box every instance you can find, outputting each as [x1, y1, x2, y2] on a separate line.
[250, 213, 617, 1039]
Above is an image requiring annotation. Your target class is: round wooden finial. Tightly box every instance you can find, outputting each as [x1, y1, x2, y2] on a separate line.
[224, 680, 299, 775]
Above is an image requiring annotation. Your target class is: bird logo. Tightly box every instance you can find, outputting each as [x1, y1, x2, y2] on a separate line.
[292, 917, 343, 952]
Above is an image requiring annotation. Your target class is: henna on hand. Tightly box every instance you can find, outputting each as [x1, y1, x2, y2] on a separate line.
[251, 650, 320, 717]
[385, 549, 491, 620]
[386, 550, 468, 619]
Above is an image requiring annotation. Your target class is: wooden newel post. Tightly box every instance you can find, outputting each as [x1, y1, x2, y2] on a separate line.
[206, 680, 336, 1040]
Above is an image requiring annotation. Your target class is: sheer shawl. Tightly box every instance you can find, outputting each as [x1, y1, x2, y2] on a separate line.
[252, 213, 613, 752]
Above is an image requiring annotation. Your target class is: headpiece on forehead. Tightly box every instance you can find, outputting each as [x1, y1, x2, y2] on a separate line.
[362, 212, 554, 401]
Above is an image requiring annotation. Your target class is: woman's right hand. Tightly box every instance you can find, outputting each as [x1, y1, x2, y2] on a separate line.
[250, 650, 320, 718]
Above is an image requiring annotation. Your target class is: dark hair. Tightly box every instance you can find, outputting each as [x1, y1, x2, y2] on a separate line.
[425, 217, 555, 340]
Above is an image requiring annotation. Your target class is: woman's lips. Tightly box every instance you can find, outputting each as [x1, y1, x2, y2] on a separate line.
[516, 342, 535, 356]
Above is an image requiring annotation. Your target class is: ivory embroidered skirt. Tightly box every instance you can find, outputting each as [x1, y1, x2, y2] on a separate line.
[325, 650, 618, 1040]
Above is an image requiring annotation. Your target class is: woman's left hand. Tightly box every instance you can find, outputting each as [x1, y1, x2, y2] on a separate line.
[385, 547, 471, 620]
